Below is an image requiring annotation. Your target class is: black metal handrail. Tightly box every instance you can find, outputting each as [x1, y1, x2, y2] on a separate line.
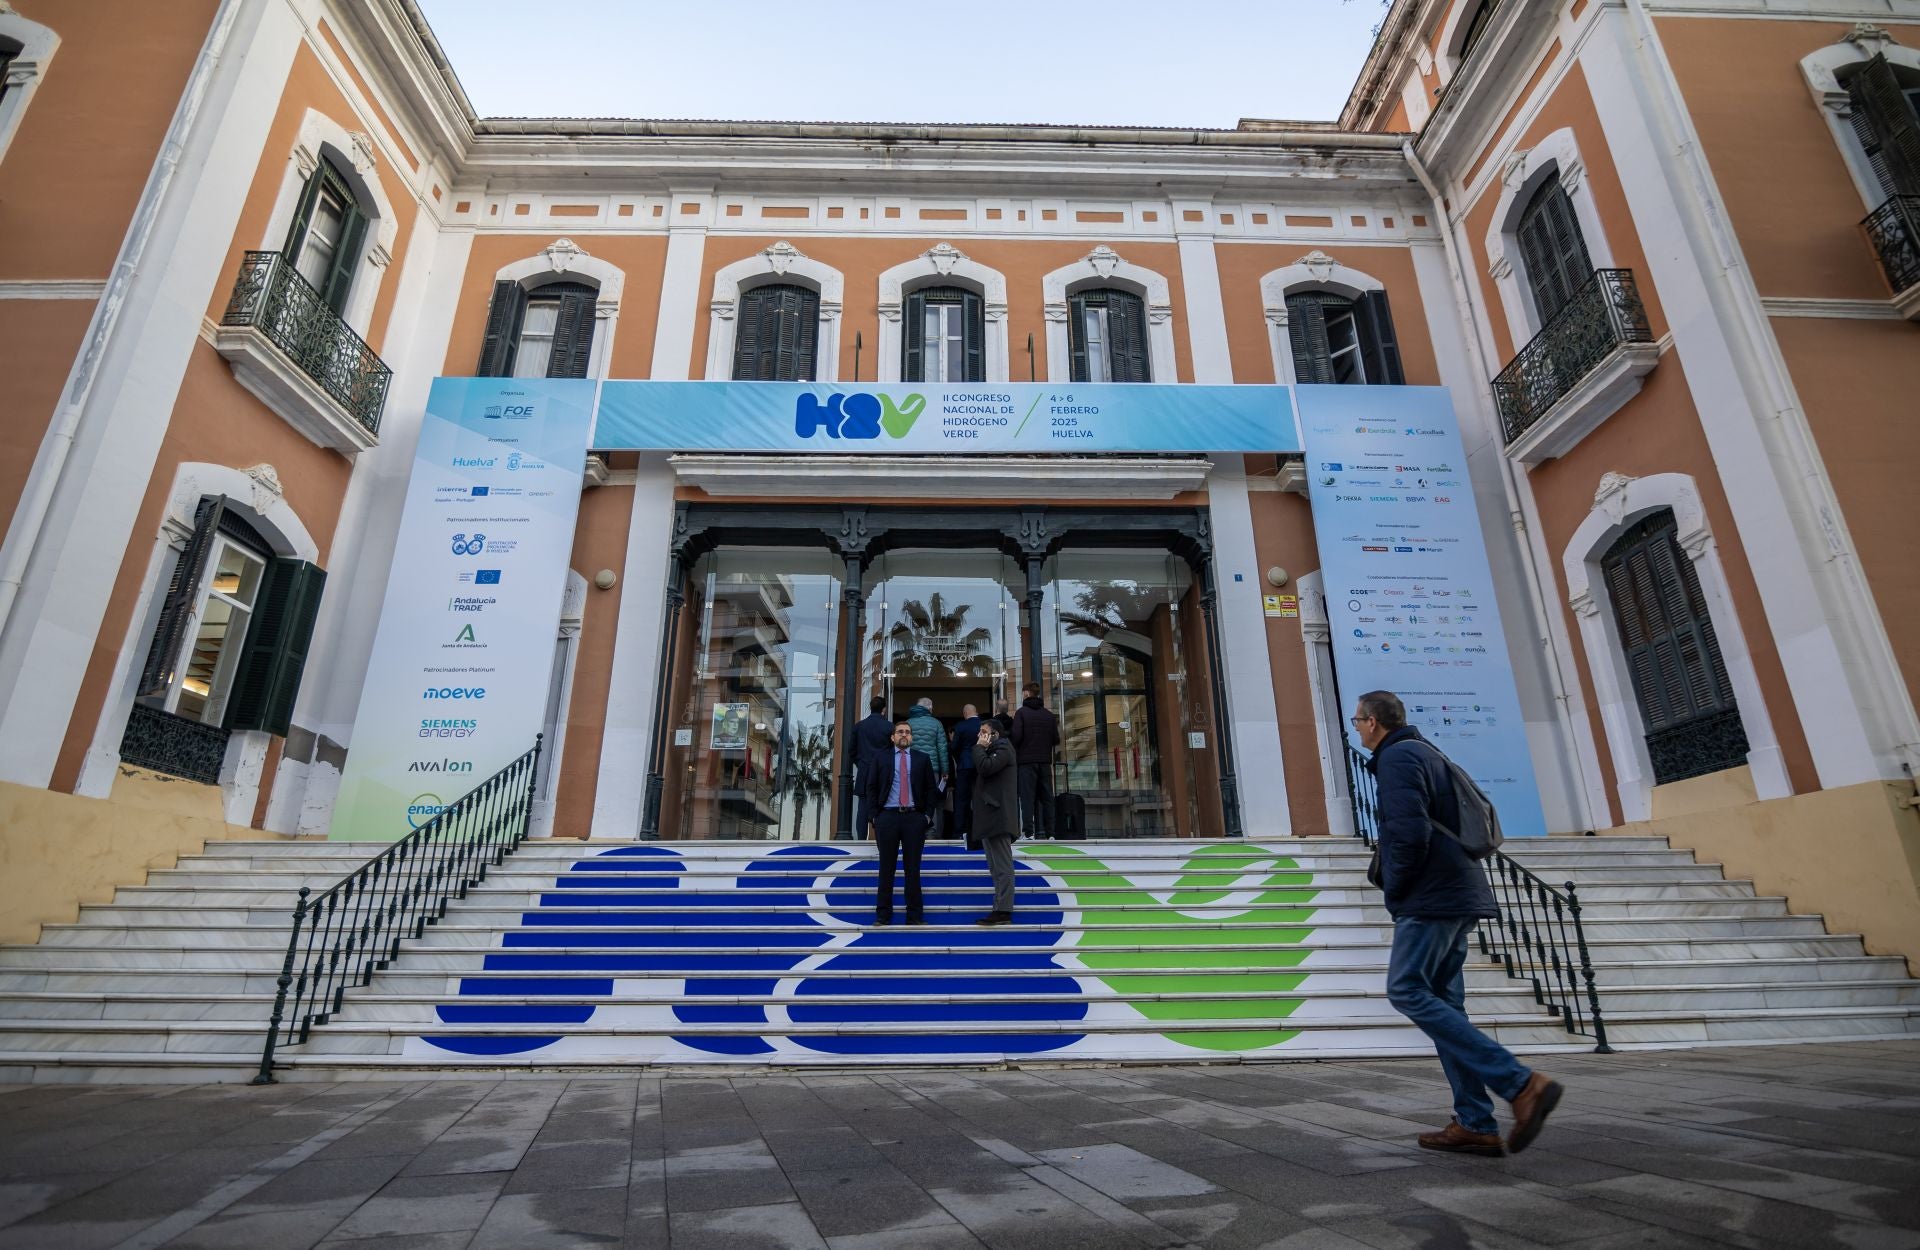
[1862, 194, 1920, 296]
[1343, 742, 1609, 1052]
[252, 737, 541, 1083]
[221, 250, 392, 436]
[1492, 268, 1653, 445]
[1478, 853, 1613, 1053]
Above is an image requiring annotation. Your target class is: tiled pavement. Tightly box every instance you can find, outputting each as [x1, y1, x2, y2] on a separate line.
[1, 1041, 1917, 1249]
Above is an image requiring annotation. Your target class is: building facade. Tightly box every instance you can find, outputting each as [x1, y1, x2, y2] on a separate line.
[1, 0, 1916, 917]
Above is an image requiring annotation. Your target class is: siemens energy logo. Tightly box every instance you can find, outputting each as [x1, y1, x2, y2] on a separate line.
[794, 392, 925, 440]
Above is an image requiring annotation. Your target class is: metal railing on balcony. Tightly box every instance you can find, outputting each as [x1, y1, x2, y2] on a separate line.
[221, 250, 392, 437]
[252, 737, 541, 1084]
[1344, 742, 1611, 1051]
[1492, 268, 1653, 446]
[118, 702, 231, 786]
[1863, 194, 1920, 297]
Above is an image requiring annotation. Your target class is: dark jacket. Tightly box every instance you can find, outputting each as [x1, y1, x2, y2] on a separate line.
[1368, 725, 1497, 920]
[971, 737, 1020, 840]
[950, 716, 984, 770]
[852, 712, 894, 781]
[906, 705, 950, 774]
[992, 710, 1015, 735]
[1010, 697, 1059, 765]
[862, 745, 938, 818]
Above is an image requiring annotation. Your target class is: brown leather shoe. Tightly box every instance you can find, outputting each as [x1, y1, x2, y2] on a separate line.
[1506, 1071, 1563, 1154]
[1417, 1121, 1504, 1157]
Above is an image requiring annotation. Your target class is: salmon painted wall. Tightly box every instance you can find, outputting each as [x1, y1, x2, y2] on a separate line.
[440, 235, 671, 381]
[1658, 16, 1899, 302]
[0, 301, 93, 545]
[211, 40, 421, 357]
[684, 236, 1196, 384]
[0, 0, 219, 281]
[1775, 318, 1920, 722]
[50, 343, 355, 796]
[1245, 489, 1329, 834]
[551, 481, 637, 838]
[1215, 241, 1442, 385]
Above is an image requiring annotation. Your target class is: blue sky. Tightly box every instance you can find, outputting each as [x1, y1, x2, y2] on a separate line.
[415, 1, 1386, 128]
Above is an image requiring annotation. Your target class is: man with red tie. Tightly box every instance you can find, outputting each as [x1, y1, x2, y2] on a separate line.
[862, 718, 937, 926]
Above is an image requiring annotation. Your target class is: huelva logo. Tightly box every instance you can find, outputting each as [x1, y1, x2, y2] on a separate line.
[794, 392, 926, 440]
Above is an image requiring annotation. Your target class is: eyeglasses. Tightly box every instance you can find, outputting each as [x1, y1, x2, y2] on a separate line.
[1349, 715, 1374, 727]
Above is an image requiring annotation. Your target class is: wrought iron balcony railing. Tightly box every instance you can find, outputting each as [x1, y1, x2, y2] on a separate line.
[220, 251, 391, 437]
[1862, 194, 1920, 297]
[1492, 268, 1653, 446]
[119, 702, 230, 786]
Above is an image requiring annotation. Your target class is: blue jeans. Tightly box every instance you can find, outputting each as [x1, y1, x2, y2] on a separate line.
[1387, 915, 1532, 1135]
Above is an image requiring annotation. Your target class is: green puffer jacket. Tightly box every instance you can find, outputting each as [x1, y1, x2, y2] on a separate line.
[905, 704, 950, 775]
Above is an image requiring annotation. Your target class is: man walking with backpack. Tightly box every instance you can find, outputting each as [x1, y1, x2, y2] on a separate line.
[1355, 690, 1562, 1156]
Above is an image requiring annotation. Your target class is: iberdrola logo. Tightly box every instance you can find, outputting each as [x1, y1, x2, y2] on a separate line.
[795, 392, 926, 440]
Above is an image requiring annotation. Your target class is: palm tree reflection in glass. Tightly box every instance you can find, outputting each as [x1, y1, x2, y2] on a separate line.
[785, 724, 834, 840]
[871, 593, 997, 682]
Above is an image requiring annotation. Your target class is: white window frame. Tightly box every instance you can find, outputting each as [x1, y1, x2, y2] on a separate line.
[1040, 247, 1176, 384]
[705, 241, 843, 381]
[876, 243, 1009, 383]
[258, 110, 401, 337]
[1800, 30, 1920, 212]
[0, 7, 57, 168]
[1483, 128, 1616, 351]
[163, 533, 268, 726]
[1257, 253, 1385, 386]
[493, 239, 625, 385]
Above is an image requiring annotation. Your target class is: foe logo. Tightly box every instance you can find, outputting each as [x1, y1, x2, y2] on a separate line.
[795, 392, 926, 441]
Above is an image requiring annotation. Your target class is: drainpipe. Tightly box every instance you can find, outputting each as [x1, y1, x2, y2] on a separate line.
[0, 0, 247, 644]
[1401, 137, 1607, 834]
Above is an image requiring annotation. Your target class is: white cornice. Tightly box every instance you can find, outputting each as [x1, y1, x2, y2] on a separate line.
[0, 280, 107, 300]
[668, 455, 1213, 500]
[1758, 297, 1901, 320]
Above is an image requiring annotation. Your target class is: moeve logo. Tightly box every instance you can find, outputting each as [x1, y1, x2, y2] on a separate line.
[794, 392, 926, 440]
[451, 532, 485, 556]
[423, 686, 486, 700]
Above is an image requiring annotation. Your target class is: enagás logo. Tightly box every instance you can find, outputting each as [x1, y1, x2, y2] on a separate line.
[407, 793, 446, 829]
[795, 392, 926, 441]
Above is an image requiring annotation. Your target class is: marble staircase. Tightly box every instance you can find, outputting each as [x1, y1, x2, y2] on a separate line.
[0, 836, 1913, 1082]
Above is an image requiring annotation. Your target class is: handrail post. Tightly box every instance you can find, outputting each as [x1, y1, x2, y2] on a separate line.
[1564, 880, 1614, 1054]
[251, 886, 309, 1085]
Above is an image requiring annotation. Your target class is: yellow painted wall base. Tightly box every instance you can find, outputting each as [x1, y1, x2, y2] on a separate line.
[0, 770, 276, 946]
[1606, 778, 1920, 974]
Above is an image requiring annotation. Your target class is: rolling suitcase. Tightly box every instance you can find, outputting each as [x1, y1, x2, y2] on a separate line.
[1054, 791, 1087, 840]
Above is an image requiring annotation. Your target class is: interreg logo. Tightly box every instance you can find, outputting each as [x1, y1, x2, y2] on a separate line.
[794, 392, 926, 441]
[451, 532, 485, 556]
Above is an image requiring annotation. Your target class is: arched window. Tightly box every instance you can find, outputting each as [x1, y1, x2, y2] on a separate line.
[1456, 1, 1496, 65]
[1601, 510, 1748, 785]
[1285, 290, 1404, 385]
[1844, 53, 1920, 200]
[477, 280, 599, 379]
[1516, 176, 1594, 325]
[733, 283, 821, 381]
[0, 36, 22, 108]
[903, 286, 984, 383]
[283, 155, 367, 314]
[1069, 288, 1149, 383]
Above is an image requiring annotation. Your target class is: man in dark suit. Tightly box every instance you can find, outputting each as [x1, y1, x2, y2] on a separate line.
[851, 695, 893, 841]
[862, 718, 936, 926]
[949, 703, 984, 848]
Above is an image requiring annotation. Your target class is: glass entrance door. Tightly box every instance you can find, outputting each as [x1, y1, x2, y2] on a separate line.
[862, 551, 1022, 733]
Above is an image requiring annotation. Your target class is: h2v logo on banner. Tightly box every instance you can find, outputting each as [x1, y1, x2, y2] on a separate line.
[794, 392, 926, 440]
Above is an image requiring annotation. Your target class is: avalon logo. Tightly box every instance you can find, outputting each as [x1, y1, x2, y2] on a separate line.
[409, 759, 474, 774]
[795, 392, 927, 440]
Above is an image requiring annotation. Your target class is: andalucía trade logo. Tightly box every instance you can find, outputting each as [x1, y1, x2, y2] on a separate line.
[794, 392, 926, 440]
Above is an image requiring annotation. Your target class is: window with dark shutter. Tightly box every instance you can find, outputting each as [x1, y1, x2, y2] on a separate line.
[1456, 1, 1496, 65]
[903, 286, 984, 382]
[226, 560, 327, 736]
[1068, 288, 1149, 383]
[284, 157, 366, 314]
[138, 498, 226, 703]
[1846, 54, 1920, 199]
[733, 284, 820, 381]
[1601, 510, 1749, 785]
[1516, 177, 1594, 325]
[0, 37, 22, 108]
[1285, 290, 1404, 385]
[476, 281, 527, 377]
[476, 281, 599, 379]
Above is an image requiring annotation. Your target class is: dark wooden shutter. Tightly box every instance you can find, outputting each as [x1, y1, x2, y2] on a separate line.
[281, 168, 324, 258]
[902, 288, 927, 382]
[1517, 178, 1593, 324]
[546, 283, 598, 379]
[1355, 290, 1405, 385]
[318, 201, 365, 314]
[1106, 289, 1149, 382]
[733, 284, 820, 381]
[1285, 294, 1334, 384]
[1067, 292, 1091, 382]
[137, 497, 225, 701]
[1602, 511, 1747, 783]
[476, 281, 527, 377]
[961, 288, 984, 382]
[225, 560, 327, 736]
[1849, 54, 1920, 198]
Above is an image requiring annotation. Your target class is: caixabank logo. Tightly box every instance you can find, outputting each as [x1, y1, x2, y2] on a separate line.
[794, 391, 926, 440]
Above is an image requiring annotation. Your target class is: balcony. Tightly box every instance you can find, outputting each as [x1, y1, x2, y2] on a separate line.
[213, 250, 391, 454]
[1493, 268, 1659, 465]
[1862, 194, 1920, 321]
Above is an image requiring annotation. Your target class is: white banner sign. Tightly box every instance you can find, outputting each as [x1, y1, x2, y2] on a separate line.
[330, 378, 595, 839]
